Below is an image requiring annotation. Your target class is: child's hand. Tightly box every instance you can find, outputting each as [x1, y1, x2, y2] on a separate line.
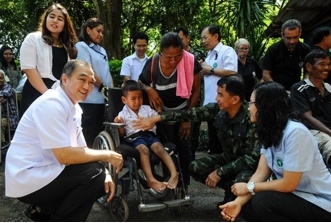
[114, 116, 124, 123]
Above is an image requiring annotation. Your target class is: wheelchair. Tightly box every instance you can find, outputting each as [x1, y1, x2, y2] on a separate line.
[93, 87, 192, 221]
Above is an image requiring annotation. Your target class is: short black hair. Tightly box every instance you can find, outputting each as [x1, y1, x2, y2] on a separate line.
[281, 19, 301, 33]
[311, 26, 331, 45]
[201, 25, 221, 41]
[133, 32, 149, 44]
[174, 26, 189, 36]
[304, 49, 329, 68]
[121, 80, 141, 96]
[217, 74, 245, 101]
[60, 59, 92, 84]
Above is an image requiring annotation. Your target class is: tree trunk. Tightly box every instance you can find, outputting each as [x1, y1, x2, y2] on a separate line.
[93, 0, 122, 59]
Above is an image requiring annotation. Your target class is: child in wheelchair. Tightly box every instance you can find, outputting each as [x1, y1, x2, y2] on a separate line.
[114, 80, 178, 192]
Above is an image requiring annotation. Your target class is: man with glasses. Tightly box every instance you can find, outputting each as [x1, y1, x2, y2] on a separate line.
[199, 25, 237, 154]
[262, 19, 310, 91]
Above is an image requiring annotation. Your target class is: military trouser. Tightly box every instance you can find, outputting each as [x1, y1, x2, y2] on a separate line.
[189, 153, 254, 201]
[310, 130, 331, 168]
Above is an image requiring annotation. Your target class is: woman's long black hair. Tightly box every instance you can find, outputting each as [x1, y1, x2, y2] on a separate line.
[254, 82, 300, 148]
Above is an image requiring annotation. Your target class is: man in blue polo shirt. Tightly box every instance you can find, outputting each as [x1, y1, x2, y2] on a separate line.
[262, 19, 310, 91]
[290, 49, 331, 167]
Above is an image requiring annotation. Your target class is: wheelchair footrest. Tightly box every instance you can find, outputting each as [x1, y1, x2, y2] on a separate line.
[138, 203, 167, 212]
[163, 197, 192, 207]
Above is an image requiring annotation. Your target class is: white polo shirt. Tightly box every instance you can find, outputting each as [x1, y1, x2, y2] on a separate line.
[118, 104, 157, 137]
[5, 87, 86, 197]
[203, 42, 237, 105]
[120, 52, 149, 81]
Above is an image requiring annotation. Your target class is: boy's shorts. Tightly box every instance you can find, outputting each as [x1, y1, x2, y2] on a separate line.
[124, 131, 160, 148]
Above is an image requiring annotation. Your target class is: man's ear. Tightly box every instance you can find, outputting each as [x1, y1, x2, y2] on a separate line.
[306, 63, 313, 72]
[61, 73, 68, 84]
[232, 95, 241, 105]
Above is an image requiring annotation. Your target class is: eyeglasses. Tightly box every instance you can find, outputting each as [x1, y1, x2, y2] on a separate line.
[238, 47, 249, 51]
[248, 101, 255, 105]
[201, 34, 214, 41]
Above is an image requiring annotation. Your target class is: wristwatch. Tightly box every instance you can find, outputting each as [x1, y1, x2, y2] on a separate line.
[247, 182, 255, 195]
[210, 67, 215, 75]
[216, 167, 224, 177]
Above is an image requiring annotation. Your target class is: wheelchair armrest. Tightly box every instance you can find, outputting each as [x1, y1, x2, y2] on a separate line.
[103, 122, 126, 128]
[162, 142, 177, 155]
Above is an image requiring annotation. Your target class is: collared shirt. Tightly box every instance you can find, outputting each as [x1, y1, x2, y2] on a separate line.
[290, 78, 331, 129]
[75, 41, 113, 104]
[118, 104, 158, 137]
[5, 87, 85, 197]
[203, 42, 238, 105]
[159, 102, 260, 176]
[261, 120, 331, 212]
[262, 39, 310, 90]
[20, 31, 70, 82]
[120, 52, 149, 81]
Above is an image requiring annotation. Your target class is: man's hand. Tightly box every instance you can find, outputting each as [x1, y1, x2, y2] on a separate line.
[205, 170, 221, 188]
[108, 151, 123, 173]
[99, 83, 109, 101]
[104, 174, 116, 202]
[133, 116, 160, 131]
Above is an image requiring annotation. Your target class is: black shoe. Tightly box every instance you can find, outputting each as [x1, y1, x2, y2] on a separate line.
[24, 204, 51, 222]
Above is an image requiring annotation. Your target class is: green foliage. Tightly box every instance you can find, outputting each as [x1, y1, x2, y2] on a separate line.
[109, 59, 123, 87]
[0, 0, 288, 65]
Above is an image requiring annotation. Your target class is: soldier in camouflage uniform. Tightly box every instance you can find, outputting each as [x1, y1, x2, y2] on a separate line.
[134, 75, 261, 205]
[174, 26, 206, 160]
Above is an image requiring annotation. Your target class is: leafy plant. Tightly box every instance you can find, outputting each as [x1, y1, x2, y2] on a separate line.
[109, 59, 123, 87]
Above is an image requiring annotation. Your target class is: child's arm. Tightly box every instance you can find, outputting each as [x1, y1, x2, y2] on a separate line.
[114, 115, 126, 137]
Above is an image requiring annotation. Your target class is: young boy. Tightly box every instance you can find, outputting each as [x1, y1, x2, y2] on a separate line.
[114, 80, 178, 191]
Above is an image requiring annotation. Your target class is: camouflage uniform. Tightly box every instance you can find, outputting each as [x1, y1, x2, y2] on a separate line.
[160, 102, 261, 201]
[188, 47, 206, 160]
[189, 47, 206, 62]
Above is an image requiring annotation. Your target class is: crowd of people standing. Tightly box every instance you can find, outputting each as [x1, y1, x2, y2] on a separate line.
[2, 2, 331, 221]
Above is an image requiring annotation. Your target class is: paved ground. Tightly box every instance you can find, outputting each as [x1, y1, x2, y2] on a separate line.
[0, 151, 233, 222]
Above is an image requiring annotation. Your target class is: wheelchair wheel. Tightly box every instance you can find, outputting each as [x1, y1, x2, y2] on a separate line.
[109, 196, 129, 222]
[93, 131, 117, 204]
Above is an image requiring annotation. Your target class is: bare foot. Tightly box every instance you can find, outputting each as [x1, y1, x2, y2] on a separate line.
[147, 179, 167, 191]
[167, 174, 178, 189]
